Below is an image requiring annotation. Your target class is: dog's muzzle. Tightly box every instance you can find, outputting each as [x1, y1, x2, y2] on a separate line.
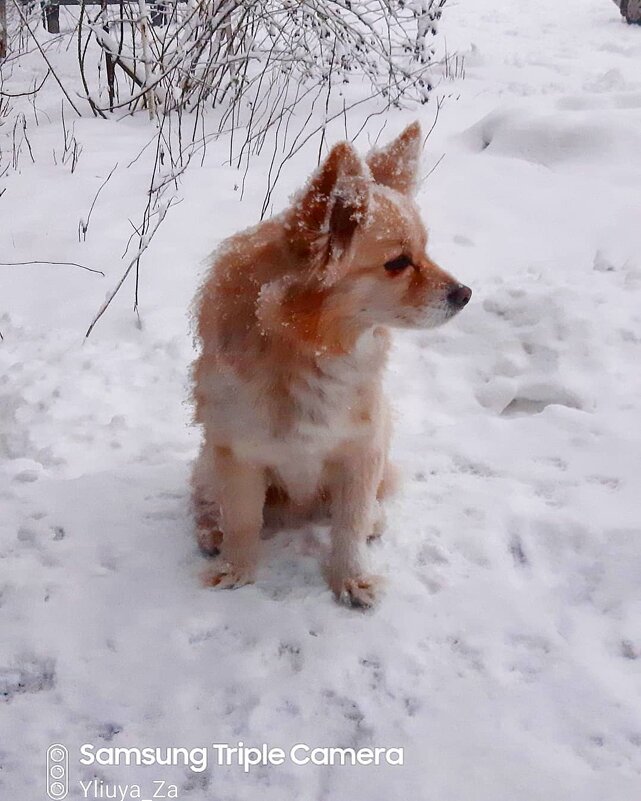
[447, 284, 472, 311]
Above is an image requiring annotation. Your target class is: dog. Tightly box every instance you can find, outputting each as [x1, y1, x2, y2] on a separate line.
[191, 121, 471, 607]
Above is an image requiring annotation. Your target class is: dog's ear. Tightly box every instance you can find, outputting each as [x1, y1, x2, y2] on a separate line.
[287, 142, 370, 268]
[366, 121, 422, 195]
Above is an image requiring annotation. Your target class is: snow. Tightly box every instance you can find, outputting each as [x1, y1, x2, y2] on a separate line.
[1, 0, 641, 799]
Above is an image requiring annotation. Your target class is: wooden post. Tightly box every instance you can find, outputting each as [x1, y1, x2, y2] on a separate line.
[616, 0, 641, 23]
[624, 0, 641, 22]
[41, 1, 60, 33]
[0, 0, 7, 60]
[151, 2, 167, 28]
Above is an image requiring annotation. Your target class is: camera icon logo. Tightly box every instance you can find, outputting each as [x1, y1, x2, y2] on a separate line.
[46, 744, 69, 800]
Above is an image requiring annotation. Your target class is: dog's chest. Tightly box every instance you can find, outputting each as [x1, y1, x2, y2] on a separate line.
[284, 334, 385, 441]
[226, 330, 387, 461]
[272, 357, 379, 500]
[287, 354, 372, 442]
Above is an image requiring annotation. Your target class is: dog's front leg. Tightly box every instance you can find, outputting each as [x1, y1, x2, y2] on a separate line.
[203, 447, 265, 589]
[327, 449, 384, 608]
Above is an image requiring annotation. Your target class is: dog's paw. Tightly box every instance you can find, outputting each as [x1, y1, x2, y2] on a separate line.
[201, 562, 255, 590]
[367, 505, 387, 543]
[197, 527, 224, 557]
[335, 575, 385, 609]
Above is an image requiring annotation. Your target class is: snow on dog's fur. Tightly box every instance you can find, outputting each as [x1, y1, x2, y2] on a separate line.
[191, 122, 471, 607]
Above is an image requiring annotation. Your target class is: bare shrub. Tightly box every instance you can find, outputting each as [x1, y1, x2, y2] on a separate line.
[1, 0, 458, 335]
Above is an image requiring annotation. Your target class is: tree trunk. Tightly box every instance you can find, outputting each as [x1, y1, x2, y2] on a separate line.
[625, 0, 641, 23]
[616, 0, 641, 23]
[137, 0, 157, 120]
[0, 0, 7, 61]
[42, 2, 60, 34]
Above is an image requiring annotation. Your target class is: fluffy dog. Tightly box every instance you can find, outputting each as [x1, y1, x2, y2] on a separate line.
[191, 121, 471, 607]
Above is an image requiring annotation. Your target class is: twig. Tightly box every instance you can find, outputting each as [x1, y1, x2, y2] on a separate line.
[0, 70, 50, 98]
[84, 199, 174, 338]
[421, 153, 446, 185]
[9, 0, 82, 117]
[0, 260, 104, 275]
[78, 162, 118, 242]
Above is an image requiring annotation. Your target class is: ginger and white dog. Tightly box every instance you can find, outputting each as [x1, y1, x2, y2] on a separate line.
[191, 122, 471, 607]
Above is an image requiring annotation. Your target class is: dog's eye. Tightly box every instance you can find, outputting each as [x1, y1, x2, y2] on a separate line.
[384, 255, 413, 273]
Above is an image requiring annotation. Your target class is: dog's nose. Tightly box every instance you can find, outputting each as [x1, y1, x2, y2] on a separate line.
[447, 284, 472, 310]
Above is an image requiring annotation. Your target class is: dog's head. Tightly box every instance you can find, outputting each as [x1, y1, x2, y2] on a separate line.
[263, 122, 471, 351]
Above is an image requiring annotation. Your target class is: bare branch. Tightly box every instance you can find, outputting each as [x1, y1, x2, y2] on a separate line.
[0, 260, 105, 275]
[78, 162, 118, 242]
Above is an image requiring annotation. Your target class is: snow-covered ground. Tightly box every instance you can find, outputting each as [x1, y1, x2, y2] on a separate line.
[2, 0, 641, 799]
